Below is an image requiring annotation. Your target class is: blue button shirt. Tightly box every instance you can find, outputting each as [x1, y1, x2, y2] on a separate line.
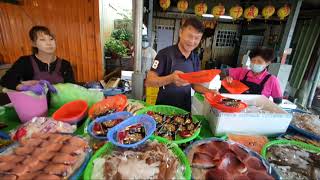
[150, 45, 200, 111]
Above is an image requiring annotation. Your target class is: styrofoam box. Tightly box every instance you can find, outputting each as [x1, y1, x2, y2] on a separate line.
[207, 94, 293, 136]
[191, 95, 210, 116]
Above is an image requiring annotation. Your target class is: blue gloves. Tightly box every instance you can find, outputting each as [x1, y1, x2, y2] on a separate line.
[20, 80, 57, 95]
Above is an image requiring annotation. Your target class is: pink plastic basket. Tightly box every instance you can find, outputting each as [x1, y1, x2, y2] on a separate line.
[7, 91, 48, 123]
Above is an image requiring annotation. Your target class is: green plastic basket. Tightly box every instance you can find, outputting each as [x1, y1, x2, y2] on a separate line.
[136, 105, 201, 144]
[83, 135, 191, 180]
[261, 139, 320, 158]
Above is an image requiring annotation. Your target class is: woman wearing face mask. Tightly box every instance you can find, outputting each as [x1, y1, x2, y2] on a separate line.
[223, 47, 282, 104]
[0, 26, 75, 90]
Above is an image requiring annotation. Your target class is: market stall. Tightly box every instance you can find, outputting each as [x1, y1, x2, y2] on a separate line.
[0, 69, 319, 180]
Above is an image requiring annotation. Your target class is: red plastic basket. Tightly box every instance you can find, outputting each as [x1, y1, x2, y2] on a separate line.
[222, 79, 249, 94]
[52, 100, 88, 124]
[178, 69, 221, 83]
[205, 93, 247, 113]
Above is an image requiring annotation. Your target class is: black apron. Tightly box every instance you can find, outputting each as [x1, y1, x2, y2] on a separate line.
[241, 71, 272, 94]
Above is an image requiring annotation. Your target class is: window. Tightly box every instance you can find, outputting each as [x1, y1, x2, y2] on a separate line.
[215, 30, 237, 47]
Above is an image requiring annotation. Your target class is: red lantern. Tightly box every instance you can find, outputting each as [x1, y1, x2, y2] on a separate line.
[194, 2, 208, 16]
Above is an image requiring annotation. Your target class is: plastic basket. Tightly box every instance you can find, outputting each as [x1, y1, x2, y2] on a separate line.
[261, 139, 320, 158]
[52, 100, 88, 124]
[178, 69, 221, 83]
[83, 136, 191, 180]
[87, 112, 133, 140]
[136, 105, 201, 144]
[7, 91, 48, 123]
[221, 79, 249, 94]
[107, 115, 156, 148]
[185, 138, 280, 180]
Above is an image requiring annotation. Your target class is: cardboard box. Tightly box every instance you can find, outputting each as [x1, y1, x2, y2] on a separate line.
[207, 94, 292, 136]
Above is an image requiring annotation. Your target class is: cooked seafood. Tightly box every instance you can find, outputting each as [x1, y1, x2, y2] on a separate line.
[146, 111, 200, 141]
[125, 101, 145, 115]
[220, 98, 242, 108]
[117, 123, 146, 144]
[187, 140, 274, 180]
[267, 144, 320, 180]
[292, 113, 320, 136]
[91, 141, 183, 179]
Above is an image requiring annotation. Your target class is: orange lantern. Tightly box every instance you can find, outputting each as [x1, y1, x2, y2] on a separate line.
[194, 2, 208, 16]
[177, 0, 188, 13]
[212, 3, 225, 18]
[159, 0, 170, 11]
[229, 5, 243, 20]
[277, 4, 291, 20]
[244, 6, 259, 22]
[262, 5, 275, 20]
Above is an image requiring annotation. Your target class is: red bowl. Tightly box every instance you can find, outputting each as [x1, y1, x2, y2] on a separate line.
[53, 100, 88, 124]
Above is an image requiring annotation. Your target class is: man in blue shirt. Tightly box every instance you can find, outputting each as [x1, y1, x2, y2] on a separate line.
[145, 18, 215, 111]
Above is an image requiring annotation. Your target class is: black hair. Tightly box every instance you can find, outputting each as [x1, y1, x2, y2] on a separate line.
[249, 47, 275, 63]
[181, 18, 204, 33]
[29, 26, 55, 54]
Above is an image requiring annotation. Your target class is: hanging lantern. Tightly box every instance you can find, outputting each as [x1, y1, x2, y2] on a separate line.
[177, 0, 188, 13]
[277, 4, 291, 20]
[229, 5, 243, 20]
[244, 5, 259, 22]
[159, 0, 170, 11]
[194, 2, 208, 16]
[211, 3, 225, 18]
[262, 5, 275, 20]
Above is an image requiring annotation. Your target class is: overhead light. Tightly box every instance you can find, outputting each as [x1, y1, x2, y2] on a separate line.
[220, 15, 233, 20]
[202, 14, 214, 18]
[202, 14, 233, 20]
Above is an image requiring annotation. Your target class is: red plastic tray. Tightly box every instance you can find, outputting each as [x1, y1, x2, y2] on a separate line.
[53, 100, 88, 124]
[205, 93, 247, 113]
[222, 79, 249, 94]
[178, 69, 221, 83]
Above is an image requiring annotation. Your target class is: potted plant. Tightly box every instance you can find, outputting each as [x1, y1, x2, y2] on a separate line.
[111, 28, 132, 51]
[104, 37, 128, 60]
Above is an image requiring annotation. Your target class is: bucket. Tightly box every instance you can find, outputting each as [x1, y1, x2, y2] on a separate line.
[7, 91, 48, 123]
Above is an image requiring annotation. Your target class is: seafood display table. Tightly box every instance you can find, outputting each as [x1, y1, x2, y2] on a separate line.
[0, 106, 87, 135]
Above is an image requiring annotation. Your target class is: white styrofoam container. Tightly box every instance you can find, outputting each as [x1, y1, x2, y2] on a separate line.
[207, 94, 293, 136]
[191, 95, 210, 116]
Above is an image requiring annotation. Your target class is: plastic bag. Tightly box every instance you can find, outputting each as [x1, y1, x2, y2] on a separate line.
[10, 117, 76, 140]
[50, 83, 104, 110]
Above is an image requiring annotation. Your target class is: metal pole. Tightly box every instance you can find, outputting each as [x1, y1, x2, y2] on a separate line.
[133, 0, 143, 72]
[278, 0, 302, 62]
[131, 0, 144, 100]
[307, 48, 320, 108]
[148, 0, 153, 44]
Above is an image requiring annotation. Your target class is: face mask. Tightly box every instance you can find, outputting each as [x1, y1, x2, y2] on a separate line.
[142, 41, 149, 48]
[250, 63, 265, 73]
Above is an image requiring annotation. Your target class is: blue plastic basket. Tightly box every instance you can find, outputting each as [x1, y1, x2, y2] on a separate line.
[87, 111, 133, 140]
[107, 115, 156, 148]
[103, 88, 125, 97]
[184, 137, 281, 180]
